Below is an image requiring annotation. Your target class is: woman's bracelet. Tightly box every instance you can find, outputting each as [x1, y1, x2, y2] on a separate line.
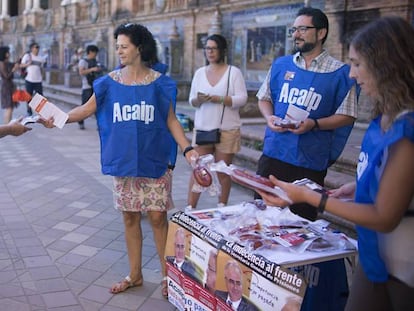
[220, 96, 225, 105]
[312, 119, 320, 131]
[183, 145, 194, 157]
[317, 192, 328, 213]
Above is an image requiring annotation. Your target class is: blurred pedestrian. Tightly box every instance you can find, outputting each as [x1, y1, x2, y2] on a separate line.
[77, 45, 102, 129]
[20, 42, 45, 116]
[68, 47, 84, 72]
[0, 46, 20, 123]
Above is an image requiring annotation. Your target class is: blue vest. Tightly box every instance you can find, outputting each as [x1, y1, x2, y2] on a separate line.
[93, 74, 177, 178]
[264, 56, 357, 170]
[356, 112, 414, 282]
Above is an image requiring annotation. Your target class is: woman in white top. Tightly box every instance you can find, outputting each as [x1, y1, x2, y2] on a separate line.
[20, 42, 45, 116]
[187, 34, 248, 209]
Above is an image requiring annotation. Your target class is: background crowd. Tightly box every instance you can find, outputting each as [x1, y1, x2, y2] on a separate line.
[1, 7, 413, 311]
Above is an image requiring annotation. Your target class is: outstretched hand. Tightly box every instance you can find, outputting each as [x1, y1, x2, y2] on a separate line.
[186, 150, 199, 165]
[37, 117, 55, 128]
[328, 182, 356, 200]
[256, 175, 308, 207]
[8, 119, 32, 136]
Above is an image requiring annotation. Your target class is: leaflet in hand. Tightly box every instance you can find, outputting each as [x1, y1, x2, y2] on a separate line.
[28, 93, 68, 129]
[210, 161, 292, 204]
[274, 104, 310, 129]
[20, 115, 40, 125]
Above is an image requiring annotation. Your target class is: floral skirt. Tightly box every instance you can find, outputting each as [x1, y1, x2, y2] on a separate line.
[113, 170, 174, 212]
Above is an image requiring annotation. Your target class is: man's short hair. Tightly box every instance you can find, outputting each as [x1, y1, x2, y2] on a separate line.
[224, 259, 242, 276]
[86, 45, 99, 54]
[297, 7, 329, 44]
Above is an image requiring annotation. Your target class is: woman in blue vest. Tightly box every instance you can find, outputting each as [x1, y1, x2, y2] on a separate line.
[257, 16, 414, 311]
[40, 23, 197, 298]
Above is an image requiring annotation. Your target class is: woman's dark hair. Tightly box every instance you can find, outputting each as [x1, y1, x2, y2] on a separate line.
[204, 34, 227, 64]
[29, 42, 39, 49]
[297, 7, 329, 44]
[114, 23, 157, 67]
[0, 46, 10, 61]
[350, 16, 414, 119]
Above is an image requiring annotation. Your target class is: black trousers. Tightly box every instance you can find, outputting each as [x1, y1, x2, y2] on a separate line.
[255, 154, 327, 221]
[78, 88, 93, 126]
[25, 81, 43, 115]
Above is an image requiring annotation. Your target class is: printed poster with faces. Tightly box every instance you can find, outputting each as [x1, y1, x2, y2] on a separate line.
[166, 222, 216, 310]
[215, 250, 305, 311]
[165, 222, 187, 311]
[166, 213, 307, 311]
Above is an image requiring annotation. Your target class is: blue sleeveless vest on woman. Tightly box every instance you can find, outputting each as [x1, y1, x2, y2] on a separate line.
[93, 74, 177, 178]
[355, 112, 414, 282]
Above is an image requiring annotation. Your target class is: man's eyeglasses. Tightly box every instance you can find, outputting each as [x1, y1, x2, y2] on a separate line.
[225, 277, 242, 287]
[289, 26, 317, 35]
[33, 46, 39, 49]
[174, 243, 185, 249]
[204, 47, 219, 52]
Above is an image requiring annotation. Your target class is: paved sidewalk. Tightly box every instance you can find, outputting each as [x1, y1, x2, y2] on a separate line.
[0, 107, 253, 310]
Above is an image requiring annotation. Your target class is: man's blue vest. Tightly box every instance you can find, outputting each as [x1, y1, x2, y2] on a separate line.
[265, 55, 357, 171]
[93, 74, 177, 178]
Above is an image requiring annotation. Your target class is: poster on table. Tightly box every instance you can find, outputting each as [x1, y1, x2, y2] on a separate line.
[165, 221, 196, 310]
[183, 277, 216, 311]
[216, 247, 306, 311]
[167, 212, 307, 310]
[166, 214, 221, 310]
[166, 260, 186, 311]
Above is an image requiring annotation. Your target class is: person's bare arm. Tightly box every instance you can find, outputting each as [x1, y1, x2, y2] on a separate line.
[0, 120, 31, 138]
[167, 104, 198, 162]
[258, 139, 414, 232]
[258, 99, 277, 128]
[66, 94, 97, 123]
[79, 64, 99, 76]
[39, 94, 97, 127]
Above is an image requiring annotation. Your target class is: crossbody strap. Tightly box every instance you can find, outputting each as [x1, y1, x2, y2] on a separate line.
[220, 65, 231, 125]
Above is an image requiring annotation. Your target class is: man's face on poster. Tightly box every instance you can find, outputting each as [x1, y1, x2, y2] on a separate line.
[225, 265, 243, 301]
[174, 232, 185, 263]
[206, 253, 217, 290]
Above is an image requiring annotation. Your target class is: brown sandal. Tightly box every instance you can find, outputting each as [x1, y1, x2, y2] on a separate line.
[161, 277, 168, 299]
[110, 275, 143, 294]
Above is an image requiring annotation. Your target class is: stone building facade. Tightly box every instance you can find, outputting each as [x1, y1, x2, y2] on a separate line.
[0, 0, 413, 120]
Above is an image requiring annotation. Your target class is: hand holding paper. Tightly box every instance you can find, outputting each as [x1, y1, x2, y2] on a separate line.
[28, 93, 68, 129]
[274, 105, 310, 129]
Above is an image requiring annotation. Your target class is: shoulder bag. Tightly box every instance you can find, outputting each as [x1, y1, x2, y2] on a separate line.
[195, 66, 231, 145]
